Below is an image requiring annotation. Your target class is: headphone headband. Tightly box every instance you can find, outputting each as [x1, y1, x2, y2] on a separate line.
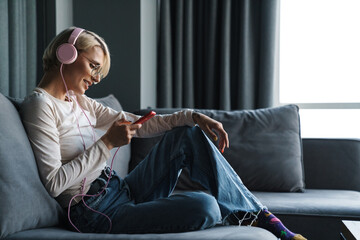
[68, 28, 84, 45]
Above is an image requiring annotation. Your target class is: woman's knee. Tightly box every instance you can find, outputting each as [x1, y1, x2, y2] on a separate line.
[181, 192, 221, 228]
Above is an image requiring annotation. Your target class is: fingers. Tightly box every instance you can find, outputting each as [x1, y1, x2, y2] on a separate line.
[121, 122, 142, 138]
[129, 123, 142, 130]
[204, 125, 229, 153]
[215, 129, 229, 153]
[116, 119, 142, 130]
[195, 114, 230, 154]
[205, 125, 218, 142]
[210, 121, 229, 153]
[116, 119, 132, 125]
[105, 119, 143, 148]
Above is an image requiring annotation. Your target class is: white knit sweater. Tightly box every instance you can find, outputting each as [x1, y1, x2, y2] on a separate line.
[20, 88, 194, 208]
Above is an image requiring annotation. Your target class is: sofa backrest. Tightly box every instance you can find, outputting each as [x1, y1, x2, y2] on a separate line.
[303, 138, 360, 191]
[0, 93, 64, 238]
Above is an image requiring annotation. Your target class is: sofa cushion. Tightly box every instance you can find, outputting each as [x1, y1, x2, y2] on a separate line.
[94, 95, 131, 178]
[254, 189, 360, 218]
[0, 93, 64, 238]
[254, 189, 360, 240]
[5, 225, 277, 240]
[130, 105, 304, 192]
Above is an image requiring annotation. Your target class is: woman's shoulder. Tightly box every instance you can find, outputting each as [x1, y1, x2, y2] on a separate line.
[78, 94, 105, 112]
[20, 89, 59, 135]
[21, 88, 55, 110]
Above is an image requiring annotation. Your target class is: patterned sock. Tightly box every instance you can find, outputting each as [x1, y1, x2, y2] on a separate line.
[256, 209, 307, 240]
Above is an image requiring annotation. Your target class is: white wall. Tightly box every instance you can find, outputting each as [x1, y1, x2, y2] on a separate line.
[140, 0, 157, 109]
[55, 0, 73, 34]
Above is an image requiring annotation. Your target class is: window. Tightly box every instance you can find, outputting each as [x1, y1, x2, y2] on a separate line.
[279, 0, 360, 138]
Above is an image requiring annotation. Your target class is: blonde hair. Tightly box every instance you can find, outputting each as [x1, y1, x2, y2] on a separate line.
[42, 26, 111, 78]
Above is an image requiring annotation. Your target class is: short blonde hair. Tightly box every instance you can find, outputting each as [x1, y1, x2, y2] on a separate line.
[42, 26, 111, 78]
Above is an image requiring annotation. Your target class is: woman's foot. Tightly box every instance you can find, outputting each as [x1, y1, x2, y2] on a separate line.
[256, 209, 307, 240]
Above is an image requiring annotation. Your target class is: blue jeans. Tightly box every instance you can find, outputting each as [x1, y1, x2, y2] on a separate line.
[68, 126, 264, 233]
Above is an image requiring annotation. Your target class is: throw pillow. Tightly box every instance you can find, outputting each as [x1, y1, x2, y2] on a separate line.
[0, 94, 64, 238]
[199, 105, 304, 192]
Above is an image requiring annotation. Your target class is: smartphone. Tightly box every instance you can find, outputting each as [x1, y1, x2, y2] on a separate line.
[133, 111, 156, 124]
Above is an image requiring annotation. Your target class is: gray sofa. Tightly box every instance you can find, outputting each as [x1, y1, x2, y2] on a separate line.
[1, 92, 360, 240]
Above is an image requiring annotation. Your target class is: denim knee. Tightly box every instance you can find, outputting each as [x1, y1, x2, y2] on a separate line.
[181, 192, 221, 229]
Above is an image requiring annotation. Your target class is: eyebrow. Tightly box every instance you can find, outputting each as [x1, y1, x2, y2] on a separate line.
[83, 55, 101, 67]
[89, 58, 101, 67]
[92, 59, 101, 66]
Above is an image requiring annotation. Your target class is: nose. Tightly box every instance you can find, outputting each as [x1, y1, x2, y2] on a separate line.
[91, 75, 101, 84]
[90, 68, 103, 84]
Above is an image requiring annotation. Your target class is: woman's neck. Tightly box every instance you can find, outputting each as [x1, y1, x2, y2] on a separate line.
[38, 70, 67, 101]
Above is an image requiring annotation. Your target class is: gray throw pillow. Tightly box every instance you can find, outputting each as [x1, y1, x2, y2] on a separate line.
[94, 95, 131, 178]
[130, 105, 305, 192]
[199, 105, 304, 192]
[0, 93, 64, 238]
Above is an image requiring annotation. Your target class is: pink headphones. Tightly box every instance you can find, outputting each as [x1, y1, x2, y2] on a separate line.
[56, 28, 84, 64]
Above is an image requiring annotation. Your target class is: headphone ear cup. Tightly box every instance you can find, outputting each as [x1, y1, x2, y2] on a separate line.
[56, 43, 78, 64]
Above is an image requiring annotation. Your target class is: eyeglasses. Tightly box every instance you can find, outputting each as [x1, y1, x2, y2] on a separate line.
[81, 55, 104, 83]
[91, 67, 103, 83]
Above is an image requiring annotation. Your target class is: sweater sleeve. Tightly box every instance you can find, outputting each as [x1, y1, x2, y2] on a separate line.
[20, 94, 111, 198]
[85, 96, 196, 137]
[135, 109, 196, 137]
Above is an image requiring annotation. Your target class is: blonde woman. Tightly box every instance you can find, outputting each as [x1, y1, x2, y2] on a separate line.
[20, 27, 305, 240]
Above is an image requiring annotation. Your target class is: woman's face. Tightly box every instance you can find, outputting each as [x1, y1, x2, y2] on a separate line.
[64, 46, 105, 95]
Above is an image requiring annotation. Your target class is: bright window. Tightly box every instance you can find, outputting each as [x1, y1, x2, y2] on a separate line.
[279, 0, 360, 138]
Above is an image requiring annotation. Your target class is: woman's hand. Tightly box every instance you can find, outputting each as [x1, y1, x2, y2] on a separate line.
[101, 119, 142, 150]
[192, 112, 229, 153]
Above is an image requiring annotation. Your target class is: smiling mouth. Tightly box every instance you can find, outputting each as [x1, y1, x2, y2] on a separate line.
[83, 79, 92, 88]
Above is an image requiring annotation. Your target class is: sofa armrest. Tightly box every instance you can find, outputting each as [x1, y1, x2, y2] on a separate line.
[303, 138, 360, 191]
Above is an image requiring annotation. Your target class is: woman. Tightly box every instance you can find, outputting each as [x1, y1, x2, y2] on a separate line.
[20, 27, 305, 240]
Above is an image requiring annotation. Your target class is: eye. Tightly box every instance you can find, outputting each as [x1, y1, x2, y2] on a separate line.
[89, 63, 97, 69]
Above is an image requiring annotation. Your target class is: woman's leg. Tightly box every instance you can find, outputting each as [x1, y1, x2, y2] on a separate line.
[69, 126, 225, 234]
[69, 174, 221, 234]
[110, 191, 221, 234]
[125, 126, 264, 219]
[124, 126, 306, 239]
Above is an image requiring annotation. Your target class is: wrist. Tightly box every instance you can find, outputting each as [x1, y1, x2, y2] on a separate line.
[100, 135, 114, 150]
[192, 112, 201, 124]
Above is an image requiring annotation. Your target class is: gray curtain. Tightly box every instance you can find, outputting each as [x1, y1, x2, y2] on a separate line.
[0, 0, 37, 98]
[157, 0, 279, 110]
